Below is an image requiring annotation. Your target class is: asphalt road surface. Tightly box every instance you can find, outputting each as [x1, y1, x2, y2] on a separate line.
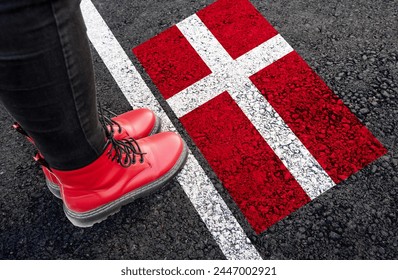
[0, 0, 397, 259]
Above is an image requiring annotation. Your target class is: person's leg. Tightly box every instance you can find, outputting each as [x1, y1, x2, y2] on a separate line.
[0, 0, 106, 170]
[0, 0, 188, 227]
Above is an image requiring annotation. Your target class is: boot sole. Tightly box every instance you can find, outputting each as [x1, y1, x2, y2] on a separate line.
[46, 178, 63, 199]
[149, 115, 162, 136]
[62, 140, 188, 228]
[45, 115, 162, 199]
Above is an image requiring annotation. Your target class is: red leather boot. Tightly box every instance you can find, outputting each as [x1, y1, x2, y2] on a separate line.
[100, 108, 161, 140]
[40, 131, 187, 227]
[16, 108, 161, 198]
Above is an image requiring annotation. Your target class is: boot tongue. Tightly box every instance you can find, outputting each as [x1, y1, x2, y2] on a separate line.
[111, 121, 130, 140]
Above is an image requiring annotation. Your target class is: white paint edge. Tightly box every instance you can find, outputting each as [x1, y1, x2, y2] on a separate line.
[81, 0, 262, 260]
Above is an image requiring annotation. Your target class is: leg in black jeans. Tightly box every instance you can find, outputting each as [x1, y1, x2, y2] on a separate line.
[0, 0, 106, 170]
[0, 0, 190, 228]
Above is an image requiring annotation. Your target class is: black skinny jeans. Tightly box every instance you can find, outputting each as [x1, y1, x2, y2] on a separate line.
[0, 0, 106, 170]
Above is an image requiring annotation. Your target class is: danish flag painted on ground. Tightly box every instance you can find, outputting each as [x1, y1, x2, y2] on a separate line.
[133, 0, 387, 233]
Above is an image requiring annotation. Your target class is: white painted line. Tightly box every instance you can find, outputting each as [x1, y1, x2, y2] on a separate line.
[235, 34, 295, 77]
[174, 14, 335, 198]
[229, 81, 335, 198]
[168, 74, 226, 118]
[81, 0, 262, 260]
[177, 15, 232, 69]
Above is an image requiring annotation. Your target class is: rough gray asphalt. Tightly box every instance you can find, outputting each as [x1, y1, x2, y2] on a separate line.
[0, 0, 397, 259]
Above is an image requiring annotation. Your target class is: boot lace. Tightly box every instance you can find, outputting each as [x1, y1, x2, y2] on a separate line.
[99, 104, 145, 167]
[99, 107, 122, 134]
